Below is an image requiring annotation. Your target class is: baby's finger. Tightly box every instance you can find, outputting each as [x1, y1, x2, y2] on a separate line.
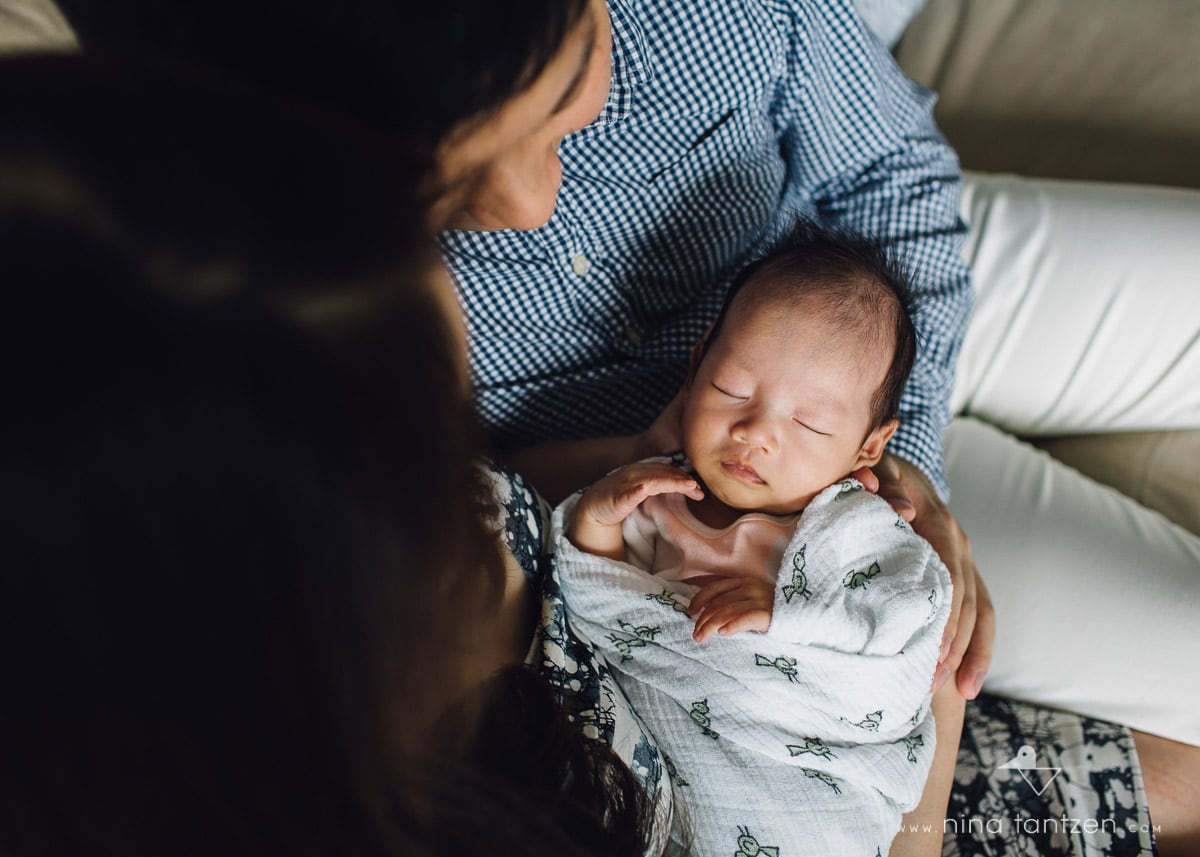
[628, 463, 700, 496]
[692, 606, 734, 642]
[686, 577, 744, 615]
[635, 471, 704, 502]
[714, 609, 772, 637]
[602, 475, 701, 522]
[693, 603, 762, 642]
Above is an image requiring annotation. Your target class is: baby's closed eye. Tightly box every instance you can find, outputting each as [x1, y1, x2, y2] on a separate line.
[792, 417, 832, 436]
[712, 381, 749, 399]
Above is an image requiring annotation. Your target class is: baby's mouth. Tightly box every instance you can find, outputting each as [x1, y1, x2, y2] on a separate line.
[720, 459, 765, 486]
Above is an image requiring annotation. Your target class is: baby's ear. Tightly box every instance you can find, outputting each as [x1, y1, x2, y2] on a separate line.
[855, 418, 899, 469]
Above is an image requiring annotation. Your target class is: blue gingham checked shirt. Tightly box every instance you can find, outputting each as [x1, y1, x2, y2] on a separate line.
[441, 0, 972, 497]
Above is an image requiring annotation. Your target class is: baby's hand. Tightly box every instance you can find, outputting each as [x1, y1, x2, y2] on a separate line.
[575, 461, 704, 528]
[687, 575, 775, 643]
[568, 461, 703, 561]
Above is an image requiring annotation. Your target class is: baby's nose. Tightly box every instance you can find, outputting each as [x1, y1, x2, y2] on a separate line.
[732, 413, 777, 450]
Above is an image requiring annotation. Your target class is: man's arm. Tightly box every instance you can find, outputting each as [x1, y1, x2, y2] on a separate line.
[772, 1, 990, 696]
[772, 0, 972, 497]
[507, 389, 686, 504]
[510, 434, 651, 508]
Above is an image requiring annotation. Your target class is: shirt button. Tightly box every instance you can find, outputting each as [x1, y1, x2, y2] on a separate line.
[625, 325, 642, 347]
[571, 253, 590, 277]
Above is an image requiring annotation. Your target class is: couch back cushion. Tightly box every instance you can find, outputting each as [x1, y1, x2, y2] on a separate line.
[895, 0, 1200, 189]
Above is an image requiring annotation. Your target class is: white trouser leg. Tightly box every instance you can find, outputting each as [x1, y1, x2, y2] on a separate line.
[953, 172, 1200, 435]
[946, 174, 1200, 745]
[946, 417, 1200, 745]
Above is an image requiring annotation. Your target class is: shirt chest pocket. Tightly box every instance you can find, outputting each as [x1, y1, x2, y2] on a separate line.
[568, 106, 759, 189]
[642, 108, 739, 184]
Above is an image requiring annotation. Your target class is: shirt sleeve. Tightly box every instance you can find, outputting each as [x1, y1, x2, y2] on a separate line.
[766, 0, 973, 498]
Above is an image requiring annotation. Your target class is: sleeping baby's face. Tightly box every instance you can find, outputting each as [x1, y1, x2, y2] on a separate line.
[681, 289, 897, 517]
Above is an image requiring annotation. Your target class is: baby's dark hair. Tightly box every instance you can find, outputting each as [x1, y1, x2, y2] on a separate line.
[703, 219, 918, 431]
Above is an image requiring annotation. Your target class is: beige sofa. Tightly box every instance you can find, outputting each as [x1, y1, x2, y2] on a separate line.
[896, 0, 1200, 191]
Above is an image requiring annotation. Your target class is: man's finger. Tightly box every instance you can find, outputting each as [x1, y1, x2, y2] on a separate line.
[944, 576, 976, 678]
[955, 570, 994, 700]
[934, 530, 965, 668]
[881, 453, 995, 700]
[884, 495, 917, 522]
[849, 465, 880, 493]
[869, 455, 916, 520]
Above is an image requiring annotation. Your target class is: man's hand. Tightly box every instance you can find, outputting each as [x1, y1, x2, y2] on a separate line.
[858, 453, 995, 699]
[639, 387, 686, 459]
[687, 575, 775, 643]
[569, 461, 703, 561]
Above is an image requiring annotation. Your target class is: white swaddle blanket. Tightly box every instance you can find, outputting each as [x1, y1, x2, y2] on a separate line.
[553, 479, 952, 856]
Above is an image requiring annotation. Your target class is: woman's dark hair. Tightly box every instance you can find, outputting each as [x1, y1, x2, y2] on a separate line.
[0, 57, 655, 857]
[702, 219, 919, 431]
[468, 668, 660, 856]
[56, 0, 591, 163]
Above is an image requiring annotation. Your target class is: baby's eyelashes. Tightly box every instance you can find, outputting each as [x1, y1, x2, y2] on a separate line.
[712, 382, 749, 399]
[792, 418, 832, 436]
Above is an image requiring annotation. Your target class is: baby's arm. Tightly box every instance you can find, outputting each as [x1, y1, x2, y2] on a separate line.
[567, 461, 703, 563]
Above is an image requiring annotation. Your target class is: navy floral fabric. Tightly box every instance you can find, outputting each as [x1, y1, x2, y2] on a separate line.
[944, 694, 1157, 857]
[485, 463, 674, 852]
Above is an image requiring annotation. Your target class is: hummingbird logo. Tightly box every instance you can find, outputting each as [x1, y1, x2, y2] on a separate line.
[996, 744, 1063, 795]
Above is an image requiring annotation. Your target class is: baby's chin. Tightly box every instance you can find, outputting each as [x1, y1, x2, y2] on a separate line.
[697, 469, 815, 518]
